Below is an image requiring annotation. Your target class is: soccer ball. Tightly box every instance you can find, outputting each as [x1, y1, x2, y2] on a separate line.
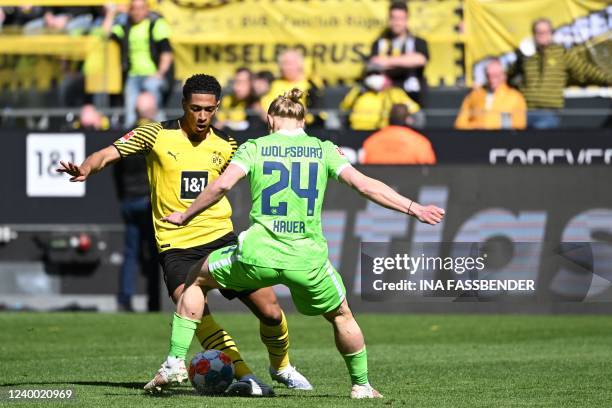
[188, 349, 234, 394]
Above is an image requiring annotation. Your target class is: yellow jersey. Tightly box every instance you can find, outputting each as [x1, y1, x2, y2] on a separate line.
[340, 86, 421, 131]
[113, 119, 237, 252]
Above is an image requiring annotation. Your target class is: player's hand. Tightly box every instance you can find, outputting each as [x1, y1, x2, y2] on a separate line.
[410, 203, 445, 225]
[162, 211, 186, 226]
[56, 161, 90, 182]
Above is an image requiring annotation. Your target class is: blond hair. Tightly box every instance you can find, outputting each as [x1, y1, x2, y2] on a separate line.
[267, 88, 306, 120]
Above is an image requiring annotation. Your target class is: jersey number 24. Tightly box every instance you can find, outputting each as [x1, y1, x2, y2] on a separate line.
[261, 161, 319, 216]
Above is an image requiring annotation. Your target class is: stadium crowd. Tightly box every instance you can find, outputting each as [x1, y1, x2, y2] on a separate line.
[1, 1, 611, 153]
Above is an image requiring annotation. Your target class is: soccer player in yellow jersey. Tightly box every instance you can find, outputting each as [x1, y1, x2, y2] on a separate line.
[56, 74, 311, 395]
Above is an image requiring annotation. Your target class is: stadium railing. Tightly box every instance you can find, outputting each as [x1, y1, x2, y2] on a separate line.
[1, 107, 610, 131]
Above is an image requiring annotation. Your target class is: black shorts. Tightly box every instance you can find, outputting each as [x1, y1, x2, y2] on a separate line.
[158, 232, 254, 300]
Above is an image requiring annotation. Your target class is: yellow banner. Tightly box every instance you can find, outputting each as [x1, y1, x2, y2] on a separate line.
[0, 36, 121, 93]
[465, 0, 611, 84]
[0, 1, 128, 4]
[160, 0, 463, 86]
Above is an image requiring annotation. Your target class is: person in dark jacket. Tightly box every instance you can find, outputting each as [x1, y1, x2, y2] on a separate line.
[113, 92, 160, 311]
[368, 1, 429, 106]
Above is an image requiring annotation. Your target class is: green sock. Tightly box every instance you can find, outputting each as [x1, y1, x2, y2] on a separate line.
[342, 347, 369, 385]
[169, 313, 200, 359]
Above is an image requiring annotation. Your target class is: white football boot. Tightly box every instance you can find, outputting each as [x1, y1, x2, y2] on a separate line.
[225, 374, 275, 397]
[350, 383, 383, 399]
[143, 358, 188, 393]
[269, 365, 313, 390]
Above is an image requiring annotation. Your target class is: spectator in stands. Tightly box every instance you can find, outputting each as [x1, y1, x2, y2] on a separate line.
[59, 60, 89, 108]
[134, 91, 157, 124]
[361, 104, 436, 165]
[112, 91, 160, 312]
[455, 59, 526, 130]
[108, 0, 173, 128]
[56, 6, 123, 108]
[250, 70, 275, 124]
[340, 64, 420, 131]
[508, 18, 612, 129]
[216, 67, 259, 131]
[22, 7, 99, 35]
[0, 6, 44, 31]
[260, 49, 322, 121]
[72, 104, 110, 131]
[253, 70, 274, 100]
[368, 1, 429, 106]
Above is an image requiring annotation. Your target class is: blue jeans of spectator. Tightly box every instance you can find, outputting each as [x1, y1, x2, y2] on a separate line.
[527, 110, 561, 129]
[124, 75, 165, 128]
[119, 196, 160, 311]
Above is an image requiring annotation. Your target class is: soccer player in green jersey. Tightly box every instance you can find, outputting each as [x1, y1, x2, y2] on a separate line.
[158, 88, 445, 398]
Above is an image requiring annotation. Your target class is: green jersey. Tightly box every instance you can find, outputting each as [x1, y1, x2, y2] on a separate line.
[230, 128, 350, 269]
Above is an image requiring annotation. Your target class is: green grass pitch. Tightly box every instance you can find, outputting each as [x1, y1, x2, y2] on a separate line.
[0, 312, 610, 407]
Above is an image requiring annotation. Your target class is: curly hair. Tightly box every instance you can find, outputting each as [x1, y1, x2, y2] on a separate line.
[182, 74, 222, 101]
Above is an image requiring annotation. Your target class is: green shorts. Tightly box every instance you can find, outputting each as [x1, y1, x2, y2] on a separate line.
[208, 245, 346, 316]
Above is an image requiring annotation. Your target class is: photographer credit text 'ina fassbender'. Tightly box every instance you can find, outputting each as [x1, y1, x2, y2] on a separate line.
[370, 253, 536, 292]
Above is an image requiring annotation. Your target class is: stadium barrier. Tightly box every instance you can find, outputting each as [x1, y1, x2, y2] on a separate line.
[0, 35, 122, 94]
[325, 128, 612, 165]
[1, 130, 611, 313]
[1, 80, 610, 131]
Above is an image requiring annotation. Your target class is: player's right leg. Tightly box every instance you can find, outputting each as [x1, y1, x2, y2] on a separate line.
[237, 289, 312, 390]
[144, 246, 252, 391]
[206, 247, 282, 396]
[323, 300, 382, 399]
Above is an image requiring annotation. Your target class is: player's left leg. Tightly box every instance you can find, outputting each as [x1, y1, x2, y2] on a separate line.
[323, 300, 382, 399]
[238, 289, 313, 390]
[282, 261, 382, 399]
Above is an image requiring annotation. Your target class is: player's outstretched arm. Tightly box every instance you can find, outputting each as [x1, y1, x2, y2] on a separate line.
[338, 166, 445, 225]
[162, 163, 246, 226]
[55, 146, 120, 182]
